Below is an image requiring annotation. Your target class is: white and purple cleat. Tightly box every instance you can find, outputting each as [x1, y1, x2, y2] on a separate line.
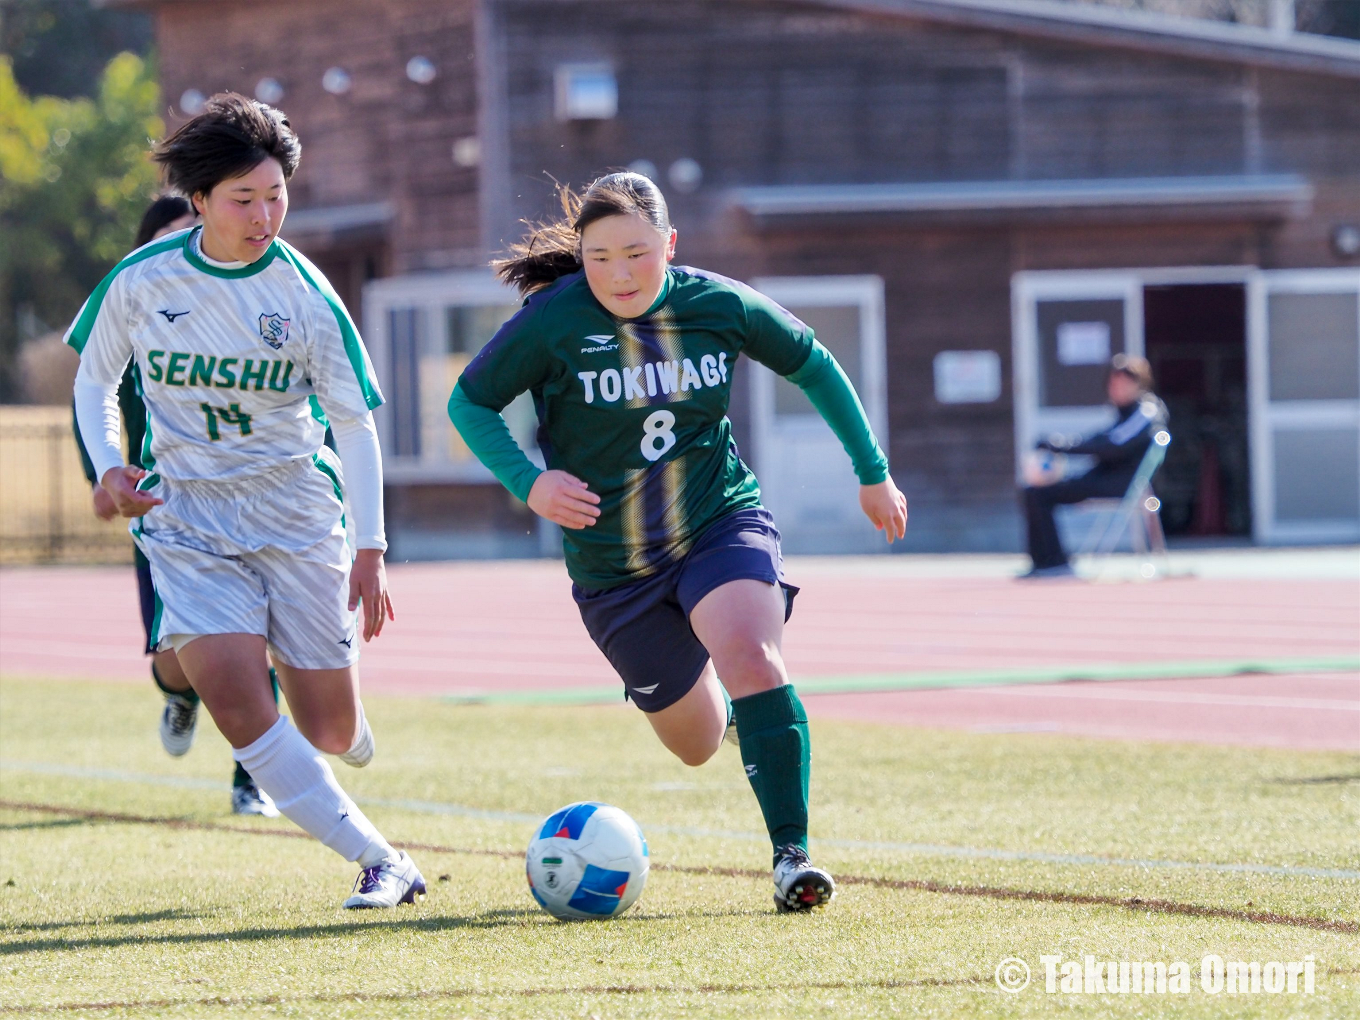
[343, 851, 426, 909]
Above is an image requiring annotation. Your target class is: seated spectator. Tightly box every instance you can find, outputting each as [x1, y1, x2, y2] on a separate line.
[1019, 354, 1167, 579]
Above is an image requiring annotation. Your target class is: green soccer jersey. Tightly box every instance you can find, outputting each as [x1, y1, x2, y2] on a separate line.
[458, 267, 827, 589]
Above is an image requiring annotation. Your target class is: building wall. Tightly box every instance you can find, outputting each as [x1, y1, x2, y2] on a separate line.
[144, 0, 1360, 552]
[488, 0, 1359, 549]
[154, 0, 482, 277]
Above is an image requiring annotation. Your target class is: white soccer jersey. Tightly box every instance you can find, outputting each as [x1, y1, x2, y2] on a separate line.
[65, 226, 382, 482]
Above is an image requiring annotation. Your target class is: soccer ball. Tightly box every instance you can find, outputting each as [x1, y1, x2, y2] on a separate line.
[525, 801, 649, 921]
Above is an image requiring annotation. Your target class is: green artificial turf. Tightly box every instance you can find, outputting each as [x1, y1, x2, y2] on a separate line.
[0, 677, 1356, 1018]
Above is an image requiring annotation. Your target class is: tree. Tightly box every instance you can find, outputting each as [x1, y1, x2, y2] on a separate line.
[0, 52, 162, 400]
[1, 0, 154, 100]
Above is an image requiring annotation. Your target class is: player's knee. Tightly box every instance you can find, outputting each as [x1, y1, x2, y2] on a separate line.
[295, 719, 353, 756]
[721, 643, 784, 692]
[672, 740, 719, 768]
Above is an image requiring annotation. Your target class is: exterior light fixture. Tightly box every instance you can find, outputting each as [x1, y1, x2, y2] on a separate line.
[322, 67, 352, 95]
[406, 56, 437, 84]
[1333, 224, 1360, 259]
[254, 77, 284, 104]
[668, 157, 703, 193]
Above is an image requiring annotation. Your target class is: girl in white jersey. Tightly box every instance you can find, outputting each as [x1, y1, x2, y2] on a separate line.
[67, 93, 423, 909]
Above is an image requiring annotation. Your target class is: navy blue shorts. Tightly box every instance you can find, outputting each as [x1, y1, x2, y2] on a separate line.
[573, 507, 798, 713]
[134, 546, 157, 655]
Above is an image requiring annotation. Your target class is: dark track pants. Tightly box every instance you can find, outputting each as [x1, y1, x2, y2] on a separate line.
[1021, 474, 1129, 569]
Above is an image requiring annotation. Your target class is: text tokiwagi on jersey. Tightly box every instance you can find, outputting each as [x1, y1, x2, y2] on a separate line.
[63, 227, 381, 483]
[459, 267, 817, 590]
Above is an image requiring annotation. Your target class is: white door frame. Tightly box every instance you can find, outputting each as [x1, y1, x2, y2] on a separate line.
[1247, 267, 1360, 544]
[750, 275, 888, 451]
[1012, 269, 1145, 480]
[362, 269, 522, 484]
[749, 275, 887, 550]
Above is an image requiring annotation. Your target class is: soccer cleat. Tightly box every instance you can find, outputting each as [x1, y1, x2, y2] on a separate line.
[772, 844, 835, 912]
[343, 851, 426, 909]
[159, 693, 199, 757]
[231, 780, 280, 818]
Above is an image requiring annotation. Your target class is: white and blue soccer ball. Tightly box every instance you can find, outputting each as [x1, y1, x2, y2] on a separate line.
[525, 801, 649, 921]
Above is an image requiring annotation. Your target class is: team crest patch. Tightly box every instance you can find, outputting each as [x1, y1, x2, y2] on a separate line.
[258, 312, 290, 349]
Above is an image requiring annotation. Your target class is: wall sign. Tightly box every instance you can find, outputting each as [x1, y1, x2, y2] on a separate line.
[1056, 321, 1112, 365]
[933, 350, 1002, 403]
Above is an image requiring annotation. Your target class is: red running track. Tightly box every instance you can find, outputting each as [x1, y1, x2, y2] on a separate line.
[2, 562, 1356, 751]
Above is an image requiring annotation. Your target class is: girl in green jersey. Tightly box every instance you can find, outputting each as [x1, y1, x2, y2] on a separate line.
[449, 172, 907, 911]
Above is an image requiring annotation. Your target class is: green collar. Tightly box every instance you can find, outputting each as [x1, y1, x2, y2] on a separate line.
[182, 226, 280, 278]
[642, 270, 672, 317]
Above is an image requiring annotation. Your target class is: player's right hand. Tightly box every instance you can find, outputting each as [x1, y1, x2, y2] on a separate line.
[99, 465, 164, 518]
[91, 484, 118, 521]
[528, 470, 601, 530]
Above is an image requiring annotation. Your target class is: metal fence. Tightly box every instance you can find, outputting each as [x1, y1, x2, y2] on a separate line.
[0, 405, 134, 565]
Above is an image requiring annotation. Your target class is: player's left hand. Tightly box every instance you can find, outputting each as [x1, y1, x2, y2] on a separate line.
[349, 548, 395, 641]
[859, 478, 908, 543]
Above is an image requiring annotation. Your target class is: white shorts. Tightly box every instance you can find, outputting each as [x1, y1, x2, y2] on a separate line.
[132, 448, 359, 671]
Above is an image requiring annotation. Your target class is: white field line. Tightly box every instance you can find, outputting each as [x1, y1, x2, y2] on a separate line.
[3, 759, 1356, 881]
[977, 687, 1360, 711]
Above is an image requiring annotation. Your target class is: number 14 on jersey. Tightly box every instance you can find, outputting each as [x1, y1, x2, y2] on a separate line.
[200, 402, 253, 441]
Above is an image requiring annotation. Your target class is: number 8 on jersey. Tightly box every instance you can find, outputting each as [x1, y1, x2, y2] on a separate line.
[640, 410, 676, 463]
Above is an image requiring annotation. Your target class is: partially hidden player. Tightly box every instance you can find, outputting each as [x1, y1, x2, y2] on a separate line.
[449, 172, 908, 912]
[73, 194, 281, 818]
[66, 93, 424, 908]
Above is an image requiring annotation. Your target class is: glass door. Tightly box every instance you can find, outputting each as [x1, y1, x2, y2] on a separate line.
[363, 271, 531, 484]
[750, 276, 887, 553]
[1247, 269, 1360, 543]
[1012, 271, 1144, 479]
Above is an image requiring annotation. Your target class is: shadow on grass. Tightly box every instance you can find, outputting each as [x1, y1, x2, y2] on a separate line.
[1, 911, 545, 955]
[1, 904, 772, 955]
[5, 908, 207, 933]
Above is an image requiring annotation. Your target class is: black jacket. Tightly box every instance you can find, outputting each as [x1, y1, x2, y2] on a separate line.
[1039, 395, 1168, 487]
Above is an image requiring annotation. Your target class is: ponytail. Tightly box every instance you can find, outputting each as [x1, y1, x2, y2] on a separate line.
[493, 172, 670, 296]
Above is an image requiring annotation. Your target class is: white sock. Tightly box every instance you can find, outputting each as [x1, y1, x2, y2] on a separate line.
[233, 716, 394, 864]
[338, 704, 375, 768]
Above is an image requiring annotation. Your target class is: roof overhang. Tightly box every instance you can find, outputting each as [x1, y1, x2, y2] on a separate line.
[279, 202, 393, 247]
[816, 0, 1360, 79]
[731, 174, 1314, 228]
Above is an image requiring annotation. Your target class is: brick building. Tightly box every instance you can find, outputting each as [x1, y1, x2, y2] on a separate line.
[125, 0, 1360, 555]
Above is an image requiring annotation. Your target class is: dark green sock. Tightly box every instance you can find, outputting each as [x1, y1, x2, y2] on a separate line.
[268, 666, 280, 705]
[151, 663, 198, 704]
[732, 684, 810, 857]
[720, 684, 734, 729]
[232, 760, 252, 788]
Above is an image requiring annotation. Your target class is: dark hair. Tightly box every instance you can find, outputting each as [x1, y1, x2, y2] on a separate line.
[153, 92, 300, 201]
[1111, 353, 1154, 391]
[493, 172, 670, 295]
[133, 195, 194, 248]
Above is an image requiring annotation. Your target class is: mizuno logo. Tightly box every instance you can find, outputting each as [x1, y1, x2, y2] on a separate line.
[339, 632, 355, 648]
[158, 309, 191, 322]
[632, 683, 660, 695]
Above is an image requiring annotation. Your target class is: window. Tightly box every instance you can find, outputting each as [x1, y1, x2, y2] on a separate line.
[364, 271, 536, 483]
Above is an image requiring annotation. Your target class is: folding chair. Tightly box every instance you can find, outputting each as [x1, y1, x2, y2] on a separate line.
[1069, 429, 1171, 578]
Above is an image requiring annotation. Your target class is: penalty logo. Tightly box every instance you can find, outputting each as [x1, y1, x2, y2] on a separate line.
[258, 312, 291, 349]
